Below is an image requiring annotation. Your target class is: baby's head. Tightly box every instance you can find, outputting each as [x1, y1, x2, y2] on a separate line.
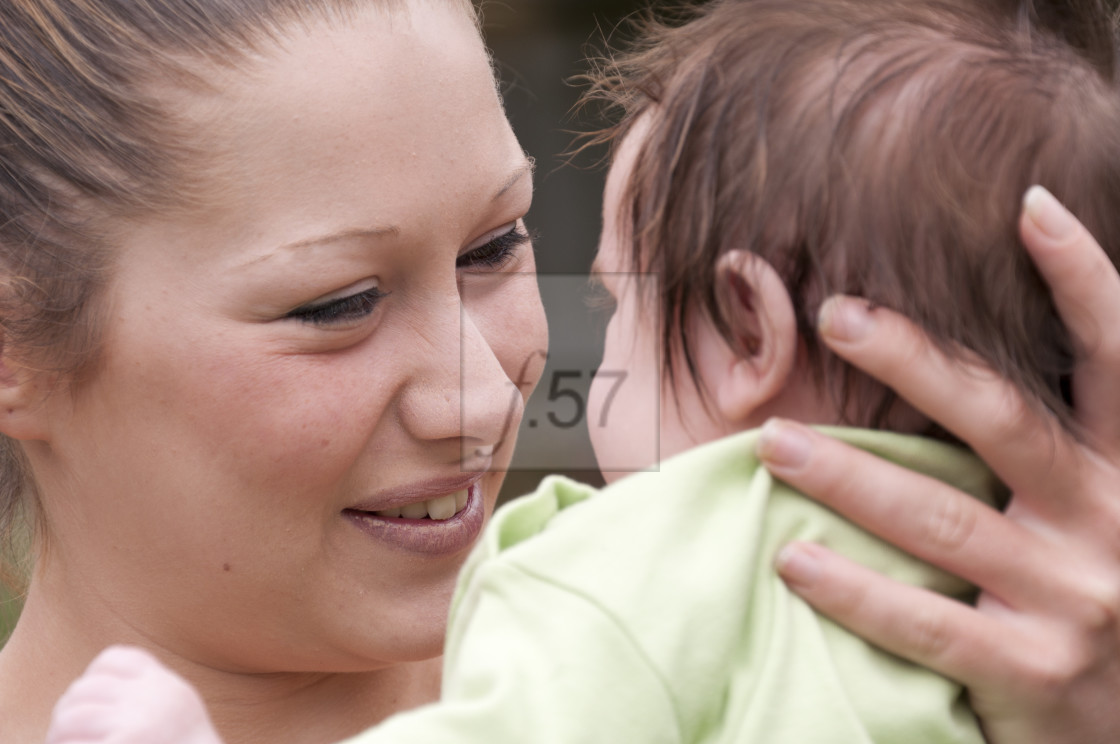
[587, 0, 1120, 477]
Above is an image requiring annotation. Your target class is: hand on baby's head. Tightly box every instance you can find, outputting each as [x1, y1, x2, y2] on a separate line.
[46, 646, 223, 744]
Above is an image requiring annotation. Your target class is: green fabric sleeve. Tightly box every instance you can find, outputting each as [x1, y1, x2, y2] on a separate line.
[337, 428, 991, 743]
[340, 560, 680, 744]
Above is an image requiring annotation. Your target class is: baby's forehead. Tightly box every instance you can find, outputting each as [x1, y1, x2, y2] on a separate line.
[603, 116, 653, 219]
[593, 115, 654, 278]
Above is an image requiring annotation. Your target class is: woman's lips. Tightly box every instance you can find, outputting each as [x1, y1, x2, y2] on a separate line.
[343, 481, 485, 555]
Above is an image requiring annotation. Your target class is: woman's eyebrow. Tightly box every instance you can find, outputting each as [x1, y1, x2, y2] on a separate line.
[239, 161, 535, 270]
[280, 225, 401, 253]
[233, 224, 401, 269]
[493, 158, 535, 202]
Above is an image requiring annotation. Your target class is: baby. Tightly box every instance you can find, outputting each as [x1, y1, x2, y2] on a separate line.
[46, 0, 1120, 742]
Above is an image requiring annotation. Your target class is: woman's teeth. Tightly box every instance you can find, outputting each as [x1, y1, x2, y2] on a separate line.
[373, 489, 469, 521]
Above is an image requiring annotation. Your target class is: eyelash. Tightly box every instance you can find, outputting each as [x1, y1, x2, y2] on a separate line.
[288, 225, 532, 326]
[287, 286, 388, 326]
[457, 225, 532, 271]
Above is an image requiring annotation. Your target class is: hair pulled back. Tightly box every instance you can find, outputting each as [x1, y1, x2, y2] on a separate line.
[0, 0, 482, 586]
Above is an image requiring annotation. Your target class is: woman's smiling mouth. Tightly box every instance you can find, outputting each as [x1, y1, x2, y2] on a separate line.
[343, 481, 486, 555]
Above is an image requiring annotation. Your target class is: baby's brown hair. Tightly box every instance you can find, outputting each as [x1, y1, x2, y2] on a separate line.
[585, 0, 1120, 433]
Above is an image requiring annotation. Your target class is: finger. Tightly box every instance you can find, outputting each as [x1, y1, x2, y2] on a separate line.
[775, 540, 1027, 691]
[54, 677, 122, 707]
[756, 419, 1057, 601]
[1020, 186, 1120, 447]
[815, 295, 1084, 515]
[46, 702, 114, 740]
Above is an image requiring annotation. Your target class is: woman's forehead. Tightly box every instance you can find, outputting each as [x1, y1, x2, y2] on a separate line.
[145, 0, 521, 246]
[181, 3, 495, 154]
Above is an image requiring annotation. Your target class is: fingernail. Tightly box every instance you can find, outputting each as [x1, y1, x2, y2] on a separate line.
[818, 296, 872, 342]
[776, 543, 820, 588]
[1024, 185, 1077, 241]
[757, 419, 812, 469]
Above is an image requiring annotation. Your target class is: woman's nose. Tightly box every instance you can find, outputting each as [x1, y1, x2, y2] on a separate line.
[397, 302, 517, 451]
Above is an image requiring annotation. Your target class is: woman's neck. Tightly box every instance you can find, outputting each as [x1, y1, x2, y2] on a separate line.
[209, 659, 441, 744]
[200, 657, 442, 744]
[0, 576, 442, 744]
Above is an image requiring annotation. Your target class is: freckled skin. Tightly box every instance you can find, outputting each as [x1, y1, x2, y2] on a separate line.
[0, 3, 548, 743]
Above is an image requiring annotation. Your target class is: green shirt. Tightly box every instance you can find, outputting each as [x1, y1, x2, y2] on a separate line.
[348, 428, 996, 743]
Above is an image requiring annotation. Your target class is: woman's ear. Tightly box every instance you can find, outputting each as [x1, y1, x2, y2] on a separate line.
[0, 344, 52, 441]
[709, 249, 797, 423]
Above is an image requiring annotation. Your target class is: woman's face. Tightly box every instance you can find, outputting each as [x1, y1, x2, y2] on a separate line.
[28, 1, 545, 672]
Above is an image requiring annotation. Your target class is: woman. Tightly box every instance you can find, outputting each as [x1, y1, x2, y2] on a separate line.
[0, 2, 544, 741]
[0, 0, 1117, 742]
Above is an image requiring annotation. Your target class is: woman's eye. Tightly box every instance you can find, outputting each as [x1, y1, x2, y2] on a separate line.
[286, 286, 387, 326]
[457, 224, 532, 271]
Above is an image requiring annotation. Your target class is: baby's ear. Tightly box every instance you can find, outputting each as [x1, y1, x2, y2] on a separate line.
[710, 250, 797, 423]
